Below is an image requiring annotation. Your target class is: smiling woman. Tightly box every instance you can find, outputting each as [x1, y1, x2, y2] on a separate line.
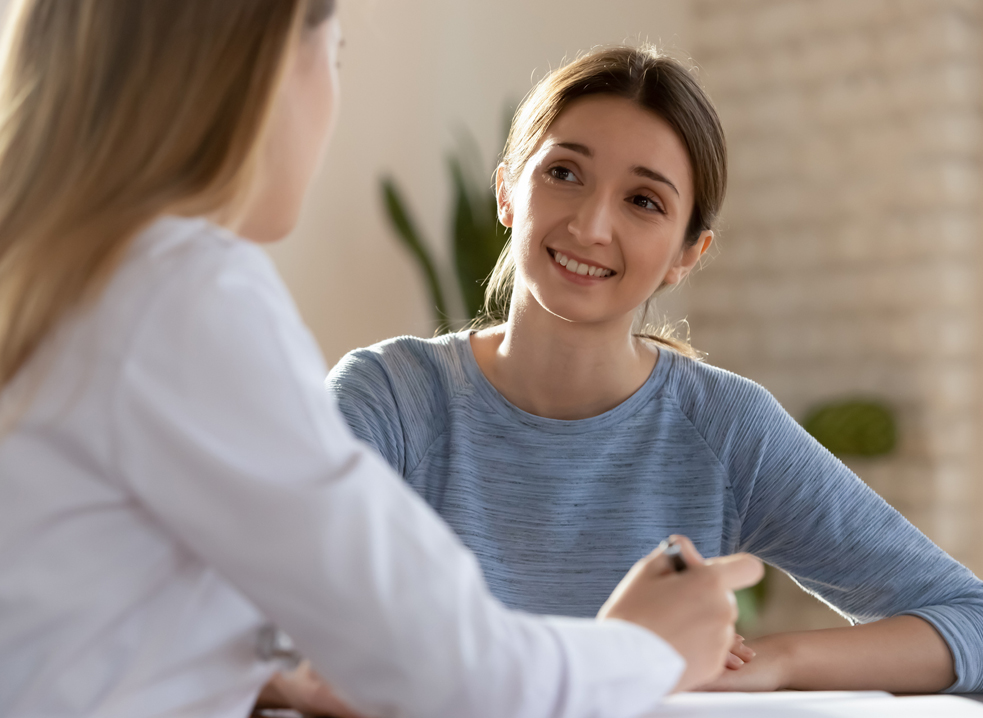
[327, 44, 983, 697]
[482, 47, 725, 358]
[493, 94, 711, 366]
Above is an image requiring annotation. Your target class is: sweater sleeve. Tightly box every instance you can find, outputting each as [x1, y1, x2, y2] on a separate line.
[327, 349, 406, 474]
[718, 377, 983, 693]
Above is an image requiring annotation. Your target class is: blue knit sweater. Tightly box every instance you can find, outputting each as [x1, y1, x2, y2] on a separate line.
[327, 332, 983, 692]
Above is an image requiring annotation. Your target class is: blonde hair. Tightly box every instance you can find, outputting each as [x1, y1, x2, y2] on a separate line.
[478, 46, 728, 358]
[0, 0, 330, 390]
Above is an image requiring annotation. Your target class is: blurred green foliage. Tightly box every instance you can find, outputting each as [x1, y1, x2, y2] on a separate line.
[735, 569, 770, 633]
[380, 179, 450, 330]
[380, 117, 512, 333]
[803, 400, 897, 457]
[448, 153, 505, 320]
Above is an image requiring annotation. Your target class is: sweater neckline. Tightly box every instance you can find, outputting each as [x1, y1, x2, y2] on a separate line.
[451, 331, 674, 435]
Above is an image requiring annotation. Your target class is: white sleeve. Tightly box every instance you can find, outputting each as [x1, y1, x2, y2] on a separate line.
[111, 250, 684, 718]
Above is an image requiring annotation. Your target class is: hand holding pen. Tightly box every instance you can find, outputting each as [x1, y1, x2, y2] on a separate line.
[597, 535, 763, 693]
[660, 537, 757, 671]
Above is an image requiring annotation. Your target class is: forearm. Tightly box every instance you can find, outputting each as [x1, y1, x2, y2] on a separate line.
[765, 615, 955, 693]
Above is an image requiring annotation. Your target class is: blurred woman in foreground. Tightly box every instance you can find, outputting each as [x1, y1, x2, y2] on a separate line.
[0, 1, 762, 717]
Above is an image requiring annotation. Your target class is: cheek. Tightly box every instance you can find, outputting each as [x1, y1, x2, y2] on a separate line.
[508, 201, 551, 277]
[625, 237, 683, 296]
[511, 186, 558, 250]
[237, 53, 337, 242]
[292, 41, 338, 168]
[509, 222, 537, 276]
[282, 47, 339, 168]
[309, 50, 340, 144]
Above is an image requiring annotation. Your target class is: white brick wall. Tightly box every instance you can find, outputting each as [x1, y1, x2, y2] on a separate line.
[687, 0, 982, 629]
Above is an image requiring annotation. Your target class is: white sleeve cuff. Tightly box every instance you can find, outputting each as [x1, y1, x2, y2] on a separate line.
[541, 616, 685, 717]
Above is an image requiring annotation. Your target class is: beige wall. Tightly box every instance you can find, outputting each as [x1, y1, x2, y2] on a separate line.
[269, 0, 691, 366]
[689, 0, 983, 631]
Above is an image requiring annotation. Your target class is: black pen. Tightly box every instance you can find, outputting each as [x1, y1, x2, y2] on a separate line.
[660, 538, 688, 572]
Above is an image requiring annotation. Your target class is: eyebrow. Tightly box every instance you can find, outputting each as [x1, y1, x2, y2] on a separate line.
[553, 142, 680, 197]
[556, 142, 593, 157]
[633, 166, 679, 197]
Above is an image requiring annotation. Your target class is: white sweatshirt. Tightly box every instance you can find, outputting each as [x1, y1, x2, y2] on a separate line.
[0, 216, 683, 718]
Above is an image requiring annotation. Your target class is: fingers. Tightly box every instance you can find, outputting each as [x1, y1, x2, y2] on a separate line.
[725, 635, 747, 669]
[704, 552, 764, 591]
[727, 635, 755, 670]
[646, 534, 706, 575]
[731, 635, 756, 662]
[668, 535, 705, 566]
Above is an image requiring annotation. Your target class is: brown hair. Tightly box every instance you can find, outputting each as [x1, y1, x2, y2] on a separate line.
[0, 0, 332, 391]
[480, 45, 727, 357]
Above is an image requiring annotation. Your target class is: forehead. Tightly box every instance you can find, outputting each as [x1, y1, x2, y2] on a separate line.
[538, 94, 694, 196]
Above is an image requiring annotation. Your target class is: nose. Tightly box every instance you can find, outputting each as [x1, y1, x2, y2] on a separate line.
[568, 192, 614, 247]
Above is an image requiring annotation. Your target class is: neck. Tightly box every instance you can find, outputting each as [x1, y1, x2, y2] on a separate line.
[471, 288, 657, 420]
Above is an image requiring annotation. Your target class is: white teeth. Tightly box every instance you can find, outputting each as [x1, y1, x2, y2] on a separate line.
[551, 250, 611, 278]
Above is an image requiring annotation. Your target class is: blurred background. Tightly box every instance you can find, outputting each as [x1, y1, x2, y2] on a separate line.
[272, 0, 982, 635]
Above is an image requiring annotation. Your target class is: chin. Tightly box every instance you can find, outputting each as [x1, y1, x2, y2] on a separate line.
[536, 291, 642, 329]
[540, 300, 616, 327]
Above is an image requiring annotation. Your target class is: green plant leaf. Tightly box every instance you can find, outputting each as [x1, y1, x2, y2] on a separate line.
[379, 105, 516, 329]
[735, 586, 759, 633]
[449, 158, 504, 319]
[380, 176, 450, 333]
[735, 564, 771, 633]
[803, 399, 897, 457]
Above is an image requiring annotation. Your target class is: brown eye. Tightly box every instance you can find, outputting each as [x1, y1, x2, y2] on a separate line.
[630, 195, 664, 213]
[549, 166, 576, 182]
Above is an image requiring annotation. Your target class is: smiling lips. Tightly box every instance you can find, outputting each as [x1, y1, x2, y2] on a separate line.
[549, 249, 615, 278]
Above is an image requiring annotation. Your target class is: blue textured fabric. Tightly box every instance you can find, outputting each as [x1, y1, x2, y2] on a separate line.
[327, 332, 983, 692]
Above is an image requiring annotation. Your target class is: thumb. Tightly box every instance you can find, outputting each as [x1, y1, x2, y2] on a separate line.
[705, 553, 764, 591]
[668, 535, 706, 567]
[644, 535, 706, 576]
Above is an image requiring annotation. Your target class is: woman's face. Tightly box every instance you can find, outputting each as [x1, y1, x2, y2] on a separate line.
[238, 13, 343, 243]
[499, 94, 712, 328]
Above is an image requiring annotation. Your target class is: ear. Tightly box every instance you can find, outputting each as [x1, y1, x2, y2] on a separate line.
[495, 164, 513, 228]
[663, 230, 713, 286]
